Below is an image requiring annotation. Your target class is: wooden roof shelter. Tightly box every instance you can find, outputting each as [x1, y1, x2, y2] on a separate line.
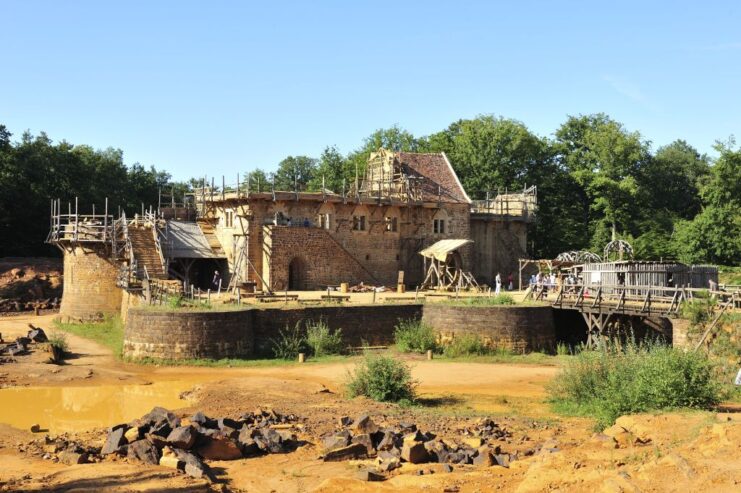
[420, 239, 478, 291]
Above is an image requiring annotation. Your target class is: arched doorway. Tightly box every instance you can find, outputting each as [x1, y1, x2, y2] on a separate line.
[288, 257, 306, 290]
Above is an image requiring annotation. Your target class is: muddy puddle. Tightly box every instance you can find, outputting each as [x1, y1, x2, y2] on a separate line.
[0, 380, 202, 433]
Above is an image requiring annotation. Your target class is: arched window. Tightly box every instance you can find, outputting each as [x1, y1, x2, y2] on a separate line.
[432, 209, 448, 235]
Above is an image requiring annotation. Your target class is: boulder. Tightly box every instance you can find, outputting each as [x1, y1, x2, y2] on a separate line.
[401, 441, 429, 464]
[101, 427, 127, 455]
[167, 426, 198, 450]
[351, 433, 375, 455]
[27, 327, 48, 343]
[196, 434, 242, 461]
[174, 449, 213, 480]
[217, 417, 241, 431]
[127, 439, 160, 465]
[124, 427, 140, 444]
[141, 407, 180, 429]
[354, 415, 379, 434]
[322, 443, 368, 462]
[59, 451, 88, 465]
[472, 447, 494, 467]
[322, 431, 350, 452]
[377, 456, 401, 473]
[190, 411, 217, 429]
[376, 430, 401, 451]
[493, 454, 510, 467]
[338, 416, 353, 427]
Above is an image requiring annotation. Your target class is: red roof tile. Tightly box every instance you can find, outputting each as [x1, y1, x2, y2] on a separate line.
[397, 152, 471, 204]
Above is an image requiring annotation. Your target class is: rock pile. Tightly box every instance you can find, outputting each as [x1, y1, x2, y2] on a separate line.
[100, 407, 303, 480]
[320, 415, 516, 480]
[0, 325, 48, 357]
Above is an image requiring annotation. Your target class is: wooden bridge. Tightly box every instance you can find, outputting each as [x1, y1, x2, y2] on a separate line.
[527, 283, 739, 347]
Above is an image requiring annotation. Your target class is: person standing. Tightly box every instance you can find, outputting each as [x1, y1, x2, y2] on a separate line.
[507, 272, 514, 291]
[495, 272, 502, 296]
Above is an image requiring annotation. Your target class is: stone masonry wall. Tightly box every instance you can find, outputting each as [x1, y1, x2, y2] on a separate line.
[209, 198, 471, 289]
[251, 304, 423, 356]
[263, 226, 379, 290]
[422, 304, 555, 352]
[124, 309, 254, 360]
[59, 245, 123, 323]
[123, 303, 556, 360]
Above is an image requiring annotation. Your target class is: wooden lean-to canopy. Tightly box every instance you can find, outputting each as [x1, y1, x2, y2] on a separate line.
[419, 239, 478, 291]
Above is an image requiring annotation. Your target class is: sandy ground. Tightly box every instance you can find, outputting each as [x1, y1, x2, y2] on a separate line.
[1, 314, 740, 492]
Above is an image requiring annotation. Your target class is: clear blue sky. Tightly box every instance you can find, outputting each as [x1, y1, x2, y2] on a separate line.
[2, 0, 739, 180]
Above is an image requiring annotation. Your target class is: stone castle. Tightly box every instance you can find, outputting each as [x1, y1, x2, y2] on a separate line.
[48, 149, 536, 322]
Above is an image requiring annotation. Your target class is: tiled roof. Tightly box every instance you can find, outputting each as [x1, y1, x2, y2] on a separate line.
[397, 152, 471, 204]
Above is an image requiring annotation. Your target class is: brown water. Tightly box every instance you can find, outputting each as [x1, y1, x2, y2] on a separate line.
[0, 380, 200, 433]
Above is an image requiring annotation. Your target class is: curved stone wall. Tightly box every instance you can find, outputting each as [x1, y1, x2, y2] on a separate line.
[59, 245, 122, 323]
[123, 303, 555, 360]
[421, 304, 555, 352]
[124, 308, 254, 360]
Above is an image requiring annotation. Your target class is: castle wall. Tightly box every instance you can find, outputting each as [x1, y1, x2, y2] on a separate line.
[422, 304, 555, 353]
[469, 217, 528, 286]
[59, 245, 122, 323]
[210, 198, 471, 289]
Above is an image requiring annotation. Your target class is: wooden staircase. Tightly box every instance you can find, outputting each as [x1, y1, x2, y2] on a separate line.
[128, 226, 167, 279]
[197, 219, 225, 256]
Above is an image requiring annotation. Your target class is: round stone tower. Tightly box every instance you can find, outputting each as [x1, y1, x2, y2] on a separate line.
[58, 245, 122, 323]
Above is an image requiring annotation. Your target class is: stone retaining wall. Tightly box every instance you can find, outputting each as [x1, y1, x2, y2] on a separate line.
[422, 304, 555, 352]
[123, 303, 555, 360]
[124, 309, 254, 360]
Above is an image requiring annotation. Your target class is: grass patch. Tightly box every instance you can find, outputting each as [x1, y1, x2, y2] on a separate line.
[394, 318, 438, 353]
[346, 353, 417, 403]
[442, 333, 490, 358]
[718, 265, 741, 286]
[55, 316, 124, 358]
[548, 339, 723, 429]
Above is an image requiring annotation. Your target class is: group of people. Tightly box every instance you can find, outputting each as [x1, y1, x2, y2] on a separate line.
[493, 272, 515, 295]
[272, 211, 312, 228]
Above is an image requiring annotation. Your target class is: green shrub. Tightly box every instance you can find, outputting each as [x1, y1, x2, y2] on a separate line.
[346, 354, 417, 402]
[270, 322, 306, 360]
[394, 319, 438, 353]
[46, 332, 69, 364]
[556, 342, 571, 356]
[305, 320, 344, 357]
[682, 295, 716, 326]
[548, 340, 723, 428]
[442, 333, 491, 358]
[167, 295, 184, 309]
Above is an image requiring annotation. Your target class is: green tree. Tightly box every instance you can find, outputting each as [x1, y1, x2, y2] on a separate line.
[307, 146, 347, 193]
[554, 114, 650, 250]
[272, 155, 317, 191]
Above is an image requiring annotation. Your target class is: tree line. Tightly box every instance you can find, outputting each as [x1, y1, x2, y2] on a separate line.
[0, 115, 738, 265]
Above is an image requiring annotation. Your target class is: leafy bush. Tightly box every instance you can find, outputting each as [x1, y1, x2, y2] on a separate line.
[556, 342, 571, 356]
[548, 340, 723, 428]
[305, 320, 344, 357]
[270, 322, 306, 360]
[681, 293, 716, 326]
[346, 354, 417, 402]
[47, 332, 69, 364]
[442, 333, 491, 358]
[443, 294, 517, 307]
[167, 295, 184, 309]
[394, 319, 438, 353]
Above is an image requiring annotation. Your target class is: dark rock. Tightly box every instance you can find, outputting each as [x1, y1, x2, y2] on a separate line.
[401, 441, 429, 464]
[262, 428, 289, 454]
[354, 415, 378, 434]
[145, 433, 169, 449]
[398, 421, 417, 433]
[167, 426, 198, 450]
[59, 450, 88, 465]
[493, 454, 510, 467]
[27, 328, 48, 343]
[190, 411, 217, 429]
[322, 431, 350, 452]
[101, 427, 127, 455]
[352, 433, 375, 455]
[149, 420, 173, 438]
[141, 407, 180, 429]
[473, 447, 494, 467]
[356, 469, 386, 482]
[7, 343, 26, 356]
[30, 424, 41, 433]
[127, 439, 160, 465]
[217, 417, 241, 431]
[322, 442, 368, 462]
[405, 430, 427, 443]
[196, 434, 242, 461]
[443, 464, 454, 473]
[376, 430, 401, 451]
[173, 449, 213, 481]
[338, 416, 352, 427]
[15, 337, 31, 348]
